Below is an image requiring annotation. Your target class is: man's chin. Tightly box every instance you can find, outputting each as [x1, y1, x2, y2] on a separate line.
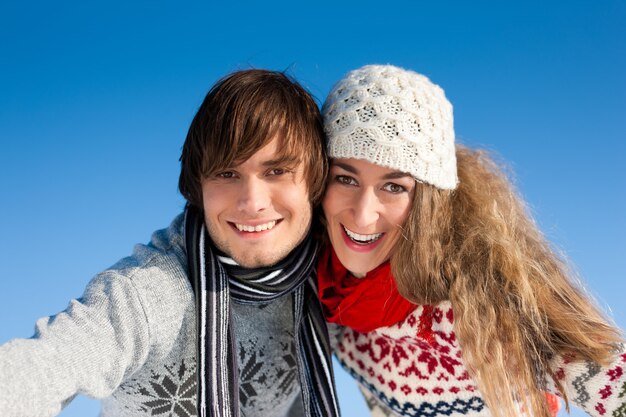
[231, 252, 284, 269]
[214, 228, 310, 269]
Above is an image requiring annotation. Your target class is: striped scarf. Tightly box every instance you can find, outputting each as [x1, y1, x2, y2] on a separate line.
[184, 207, 340, 417]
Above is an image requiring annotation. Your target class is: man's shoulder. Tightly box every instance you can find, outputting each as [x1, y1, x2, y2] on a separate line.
[92, 213, 191, 308]
[81, 213, 194, 351]
[109, 213, 187, 278]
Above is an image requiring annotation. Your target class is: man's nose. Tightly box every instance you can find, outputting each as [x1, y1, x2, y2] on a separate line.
[238, 177, 271, 214]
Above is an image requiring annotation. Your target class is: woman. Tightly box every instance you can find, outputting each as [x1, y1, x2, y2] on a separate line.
[317, 65, 625, 417]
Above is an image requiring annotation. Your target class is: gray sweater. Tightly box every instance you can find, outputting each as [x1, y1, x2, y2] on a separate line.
[0, 214, 304, 417]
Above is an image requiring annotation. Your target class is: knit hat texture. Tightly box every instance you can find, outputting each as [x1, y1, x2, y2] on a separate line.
[323, 64, 458, 190]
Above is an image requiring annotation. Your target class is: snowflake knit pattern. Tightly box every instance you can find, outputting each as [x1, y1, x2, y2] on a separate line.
[333, 301, 626, 417]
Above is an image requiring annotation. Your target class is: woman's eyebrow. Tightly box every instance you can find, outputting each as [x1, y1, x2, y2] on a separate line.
[332, 161, 359, 174]
[382, 172, 413, 180]
[333, 161, 412, 180]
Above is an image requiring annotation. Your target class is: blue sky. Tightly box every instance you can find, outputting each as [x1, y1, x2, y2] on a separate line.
[0, 1, 624, 416]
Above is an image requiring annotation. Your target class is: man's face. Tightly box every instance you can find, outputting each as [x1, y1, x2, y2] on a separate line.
[201, 136, 312, 268]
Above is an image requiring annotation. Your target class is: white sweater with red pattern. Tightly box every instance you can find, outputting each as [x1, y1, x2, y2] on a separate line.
[331, 301, 626, 417]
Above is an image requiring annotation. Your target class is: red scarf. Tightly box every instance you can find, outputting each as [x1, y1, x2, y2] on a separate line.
[317, 246, 417, 333]
[317, 247, 562, 417]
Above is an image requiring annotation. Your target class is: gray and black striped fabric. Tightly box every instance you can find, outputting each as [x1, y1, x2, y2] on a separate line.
[184, 206, 340, 417]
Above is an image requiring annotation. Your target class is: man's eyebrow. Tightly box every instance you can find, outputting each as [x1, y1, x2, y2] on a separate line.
[262, 156, 300, 167]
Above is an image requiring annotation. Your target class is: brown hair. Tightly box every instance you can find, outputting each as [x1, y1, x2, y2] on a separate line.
[179, 69, 327, 209]
[392, 145, 622, 417]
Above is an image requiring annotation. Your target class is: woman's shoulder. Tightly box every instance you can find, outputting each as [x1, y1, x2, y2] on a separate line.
[373, 300, 455, 342]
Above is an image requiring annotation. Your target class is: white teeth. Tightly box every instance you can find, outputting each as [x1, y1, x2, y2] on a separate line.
[235, 220, 277, 233]
[343, 226, 382, 244]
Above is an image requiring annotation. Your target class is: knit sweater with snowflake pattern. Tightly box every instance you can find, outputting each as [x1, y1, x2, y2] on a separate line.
[0, 214, 304, 417]
[331, 301, 626, 417]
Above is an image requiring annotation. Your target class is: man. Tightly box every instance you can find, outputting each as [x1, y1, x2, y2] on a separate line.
[0, 70, 339, 417]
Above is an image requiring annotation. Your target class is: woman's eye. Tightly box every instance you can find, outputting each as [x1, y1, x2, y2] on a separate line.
[383, 182, 406, 193]
[335, 175, 357, 186]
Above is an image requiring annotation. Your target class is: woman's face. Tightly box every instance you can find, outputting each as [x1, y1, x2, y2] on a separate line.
[323, 158, 415, 276]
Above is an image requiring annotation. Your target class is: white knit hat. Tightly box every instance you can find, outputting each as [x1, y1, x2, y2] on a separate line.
[323, 64, 458, 190]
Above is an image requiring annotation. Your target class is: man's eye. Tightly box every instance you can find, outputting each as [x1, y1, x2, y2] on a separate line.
[217, 171, 235, 179]
[383, 182, 406, 193]
[335, 175, 357, 186]
[268, 168, 285, 176]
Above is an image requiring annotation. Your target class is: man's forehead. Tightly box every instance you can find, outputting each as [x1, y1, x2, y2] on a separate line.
[230, 138, 302, 168]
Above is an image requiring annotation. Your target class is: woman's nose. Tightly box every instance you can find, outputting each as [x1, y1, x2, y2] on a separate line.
[352, 188, 380, 228]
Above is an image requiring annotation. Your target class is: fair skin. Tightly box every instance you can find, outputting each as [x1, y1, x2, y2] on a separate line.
[201, 136, 312, 268]
[323, 158, 415, 276]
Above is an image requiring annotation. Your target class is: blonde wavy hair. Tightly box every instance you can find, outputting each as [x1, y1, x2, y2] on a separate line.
[391, 145, 622, 417]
